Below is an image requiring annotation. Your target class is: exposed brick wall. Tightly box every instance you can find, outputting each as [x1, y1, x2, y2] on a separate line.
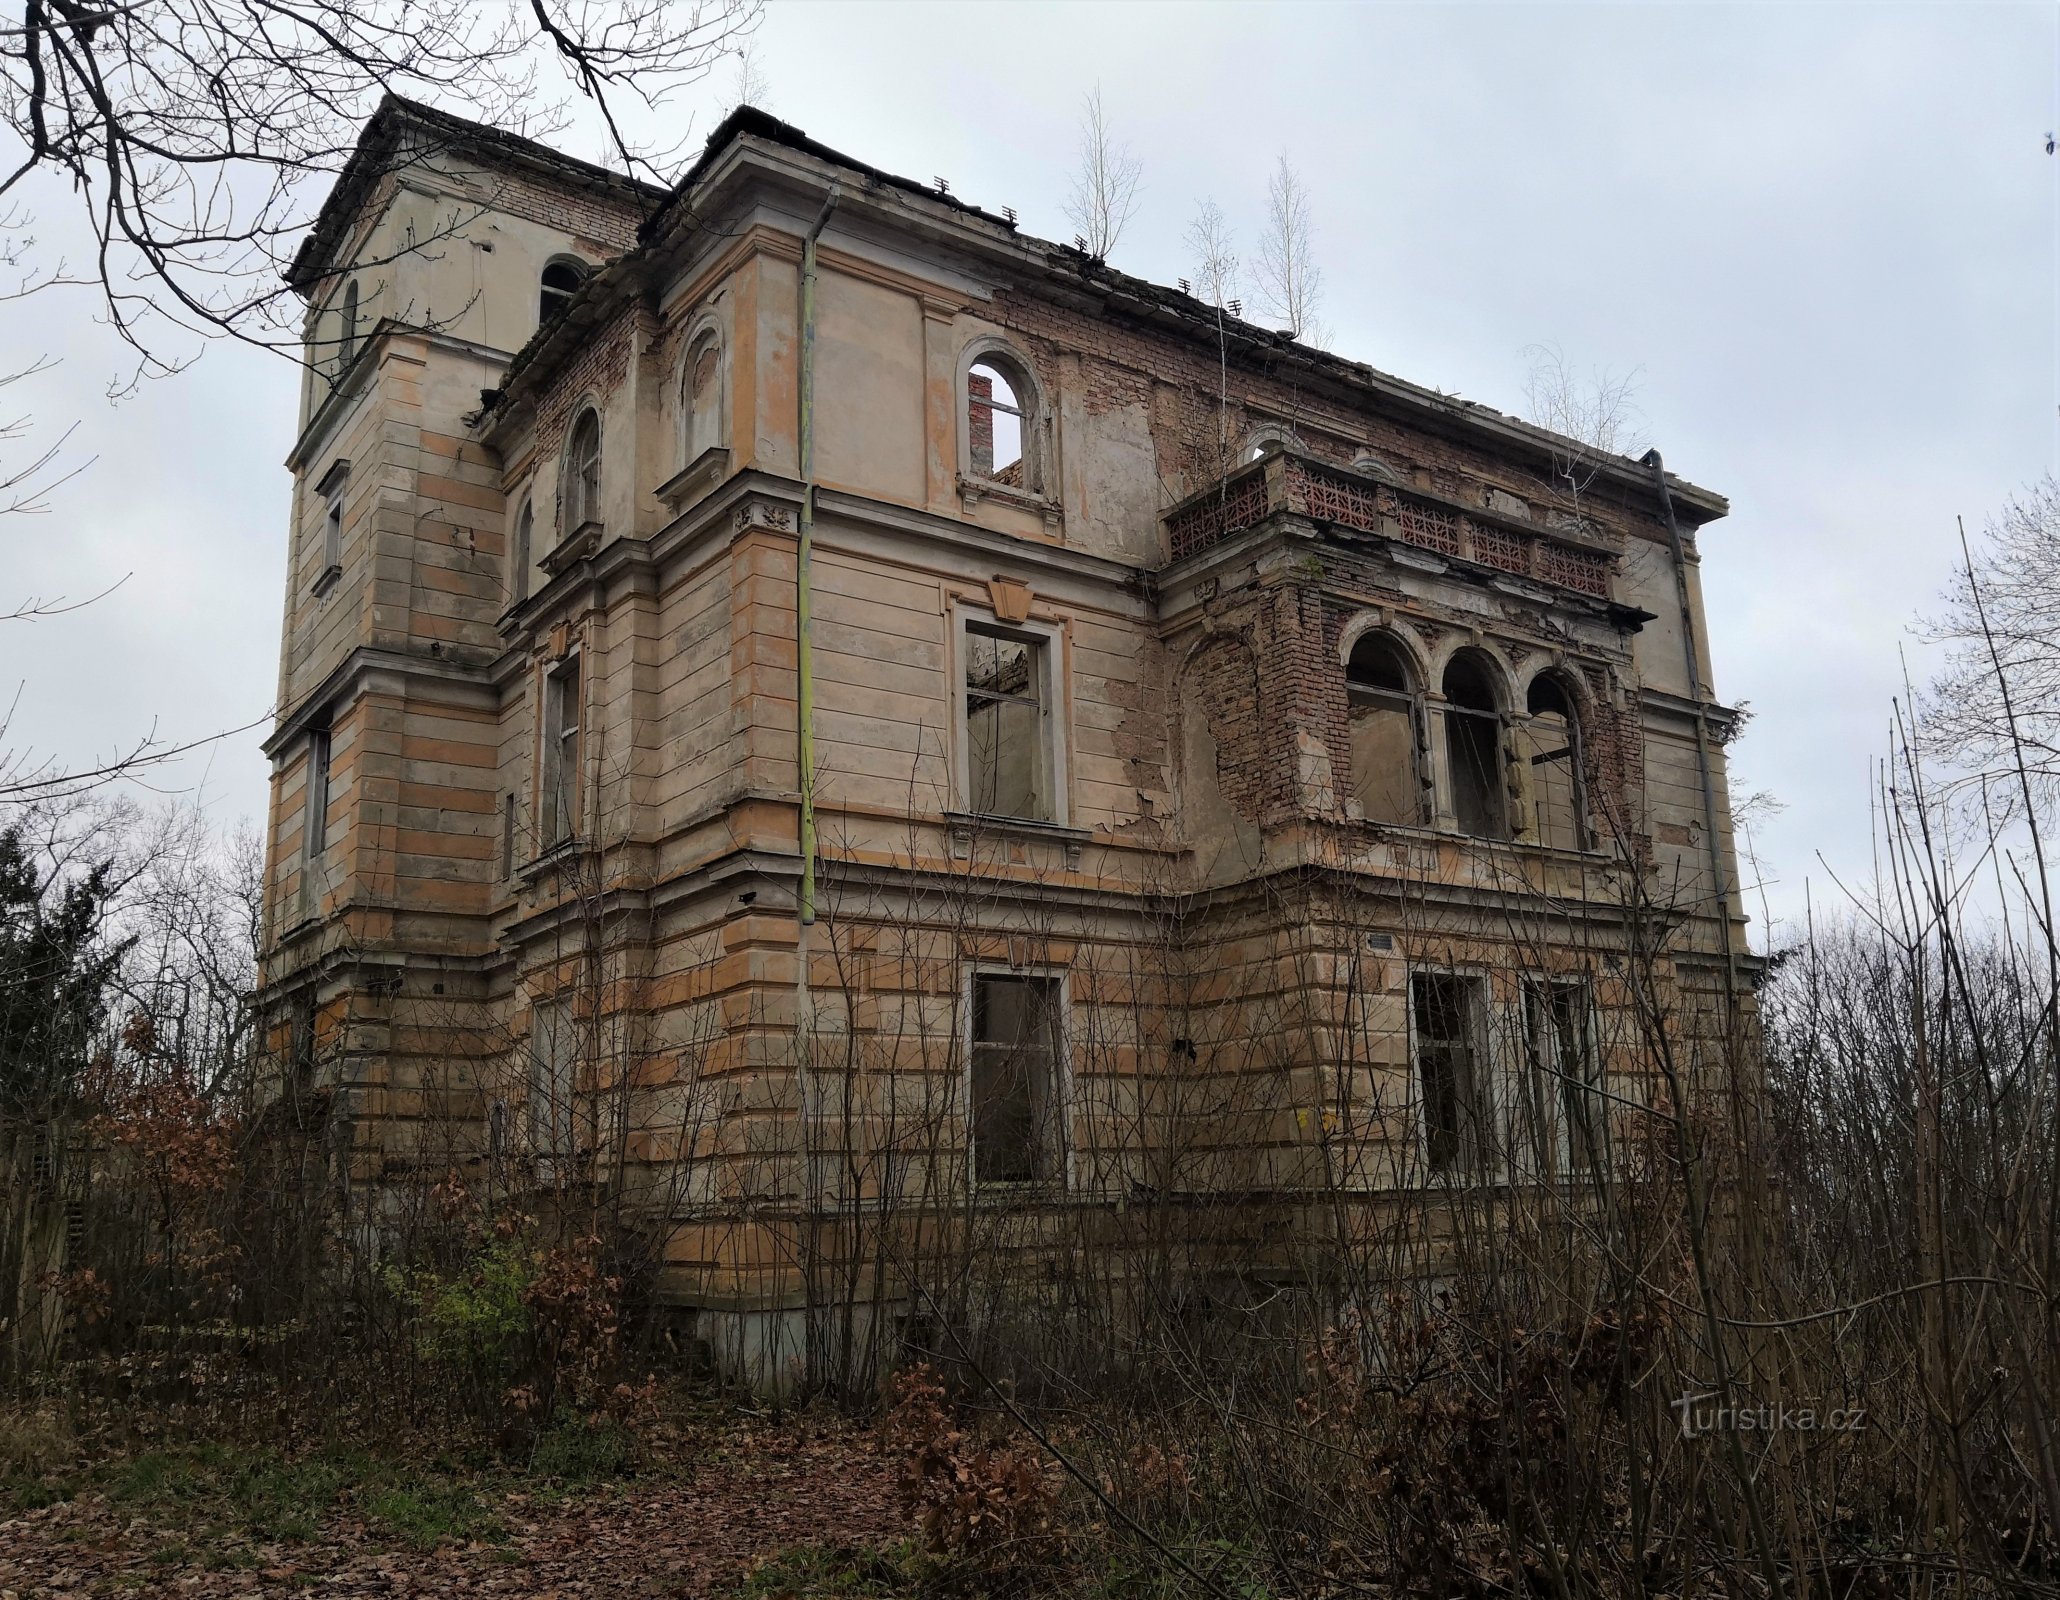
[1187, 631, 1268, 824]
[987, 286, 1670, 554]
[1578, 663, 1650, 861]
[533, 306, 638, 472]
[968, 371, 994, 477]
[484, 169, 645, 258]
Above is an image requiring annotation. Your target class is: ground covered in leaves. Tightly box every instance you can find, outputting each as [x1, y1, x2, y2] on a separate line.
[0, 1407, 920, 1598]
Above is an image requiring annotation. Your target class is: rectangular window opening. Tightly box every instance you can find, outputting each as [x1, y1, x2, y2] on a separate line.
[541, 658, 581, 847]
[970, 973, 1063, 1186]
[1525, 979, 1603, 1177]
[529, 999, 577, 1164]
[1411, 972, 1487, 1178]
[303, 720, 332, 859]
[964, 624, 1050, 822]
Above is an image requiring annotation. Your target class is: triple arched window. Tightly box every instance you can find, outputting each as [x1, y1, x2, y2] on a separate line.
[1442, 651, 1510, 840]
[1520, 673, 1588, 851]
[1343, 631, 1589, 849]
[1346, 633, 1425, 826]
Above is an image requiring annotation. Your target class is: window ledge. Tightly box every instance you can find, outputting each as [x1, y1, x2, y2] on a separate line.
[518, 835, 586, 883]
[540, 520, 604, 578]
[945, 811, 1090, 864]
[969, 1179, 1069, 1204]
[310, 563, 342, 598]
[957, 473, 1062, 530]
[655, 447, 730, 515]
[1351, 816, 1611, 864]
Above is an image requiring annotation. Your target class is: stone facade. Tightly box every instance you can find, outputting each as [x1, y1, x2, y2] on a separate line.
[261, 98, 1752, 1372]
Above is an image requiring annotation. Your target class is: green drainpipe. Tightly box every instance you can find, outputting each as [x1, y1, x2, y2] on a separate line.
[797, 186, 839, 926]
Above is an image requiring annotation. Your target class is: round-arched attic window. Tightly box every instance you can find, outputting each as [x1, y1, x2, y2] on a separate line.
[539, 259, 588, 325]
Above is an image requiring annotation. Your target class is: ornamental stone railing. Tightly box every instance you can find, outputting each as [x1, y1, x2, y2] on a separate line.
[1164, 451, 1619, 600]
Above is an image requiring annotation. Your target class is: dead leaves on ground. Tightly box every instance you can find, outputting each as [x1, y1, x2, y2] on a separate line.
[0, 1421, 906, 1598]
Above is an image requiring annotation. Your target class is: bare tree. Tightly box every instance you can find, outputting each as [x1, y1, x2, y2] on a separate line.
[1183, 198, 1238, 309]
[1922, 477, 2060, 818]
[723, 42, 771, 115]
[1254, 154, 1324, 347]
[1062, 85, 1141, 262]
[1520, 340, 1644, 519]
[0, 0, 763, 382]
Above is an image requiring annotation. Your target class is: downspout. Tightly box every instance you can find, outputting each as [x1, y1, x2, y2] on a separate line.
[797, 186, 840, 926]
[794, 187, 839, 1389]
[1642, 448, 1740, 1014]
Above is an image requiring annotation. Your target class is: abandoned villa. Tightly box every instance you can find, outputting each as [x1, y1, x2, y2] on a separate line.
[260, 99, 1750, 1374]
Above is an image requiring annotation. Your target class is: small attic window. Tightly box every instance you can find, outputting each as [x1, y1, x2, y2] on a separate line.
[539, 259, 587, 325]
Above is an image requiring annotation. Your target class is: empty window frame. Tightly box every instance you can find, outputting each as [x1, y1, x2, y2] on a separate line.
[962, 623, 1052, 822]
[322, 487, 343, 573]
[966, 352, 1035, 490]
[565, 409, 602, 531]
[1523, 978, 1604, 1177]
[510, 498, 533, 605]
[538, 258, 586, 325]
[1411, 972, 1489, 1178]
[313, 458, 349, 590]
[969, 972, 1065, 1185]
[528, 998, 577, 1163]
[290, 993, 318, 1078]
[682, 329, 724, 462]
[540, 656, 581, 847]
[1520, 673, 1587, 851]
[303, 717, 333, 858]
[1443, 652, 1510, 840]
[1346, 632, 1424, 825]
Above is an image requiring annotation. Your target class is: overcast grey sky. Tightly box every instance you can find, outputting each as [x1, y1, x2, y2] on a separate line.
[1, 1, 2052, 946]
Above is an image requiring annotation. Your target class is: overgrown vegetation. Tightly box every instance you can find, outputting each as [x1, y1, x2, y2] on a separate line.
[8, 501, 2060, 1600]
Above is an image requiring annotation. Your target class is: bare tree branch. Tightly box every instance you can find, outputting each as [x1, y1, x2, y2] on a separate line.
[1062, 83, 1140, 262]
[1183, 197, 1237, 310]
[1253, 153, 1323, 347]
[0, 0, 762, 377]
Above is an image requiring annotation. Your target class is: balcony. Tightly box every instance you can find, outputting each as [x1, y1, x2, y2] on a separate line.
[1163, 451, 1619, 601]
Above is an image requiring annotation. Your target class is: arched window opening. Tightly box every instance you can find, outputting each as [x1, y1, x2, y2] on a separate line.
[338, 280, 360, 371]
[1521, 673, 1587, 851]
[1346, 633, 1422, 826]
[539, 259, 586, 325]
[968, 357, 1027, 487]
[1352, 452, 1398, 483]
[510, 499, 534, 604]
[1443, 652, 1510, 840]
[566, 410, 602, 531]
[683, 331, 724, 462]
[1239, 425, 1297, 466]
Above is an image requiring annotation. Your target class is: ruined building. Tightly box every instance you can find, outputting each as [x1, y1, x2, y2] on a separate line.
[261, 99, 1750, 1374]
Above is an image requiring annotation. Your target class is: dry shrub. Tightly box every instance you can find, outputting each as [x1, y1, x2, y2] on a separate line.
[886, 1363, 1057, 1563]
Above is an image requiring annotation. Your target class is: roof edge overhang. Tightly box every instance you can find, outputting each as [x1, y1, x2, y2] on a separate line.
[474, 106, 1729, 528]
[287, 95, 665, 296]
